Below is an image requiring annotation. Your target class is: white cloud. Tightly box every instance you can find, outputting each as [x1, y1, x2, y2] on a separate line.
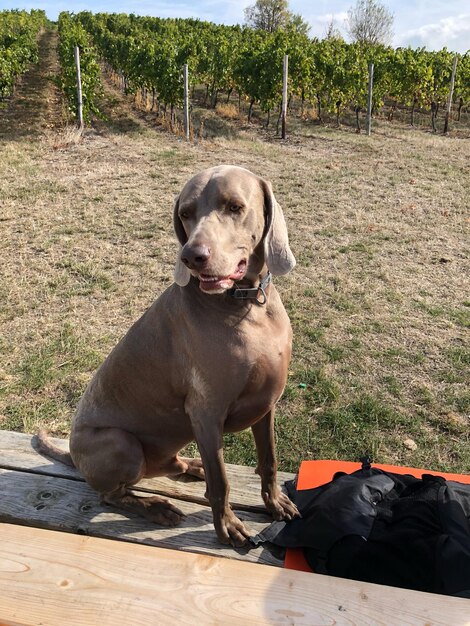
[314, 11, 349, 24]
[397, 13, 470, 52]
[304, 11, 348, 39]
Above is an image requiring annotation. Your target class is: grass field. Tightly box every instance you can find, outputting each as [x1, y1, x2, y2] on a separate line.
[1, 29, 469, 473]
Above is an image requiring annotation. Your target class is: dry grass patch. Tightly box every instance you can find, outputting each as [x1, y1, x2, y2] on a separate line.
[51, 125, 84, 149]
[215, 102, 240, 119]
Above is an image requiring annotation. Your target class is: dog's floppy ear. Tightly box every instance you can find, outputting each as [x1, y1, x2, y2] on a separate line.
[173, 195, 191, 287]
[260, 179, 296, 275]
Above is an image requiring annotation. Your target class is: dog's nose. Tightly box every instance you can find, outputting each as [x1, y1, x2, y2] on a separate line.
[181, 243, 211, 269]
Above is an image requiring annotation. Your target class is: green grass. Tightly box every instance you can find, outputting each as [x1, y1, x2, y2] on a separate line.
[1, 325, 104, 434]
[54, 261, 116, 296]
[151, 148, 194, 166]
[446, 346, 470, 368]
[415, 300, 470, 327]
[338, 242, 374, 258]
[17, 325, 102, 389]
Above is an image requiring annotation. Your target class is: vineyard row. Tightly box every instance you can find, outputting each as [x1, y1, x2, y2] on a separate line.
[0, 10, 46, 99]
[61, 11, 470, 131]
[4, 10, 468, 133]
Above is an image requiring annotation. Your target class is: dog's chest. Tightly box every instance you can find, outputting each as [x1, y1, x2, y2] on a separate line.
[184, 312, 291, 431]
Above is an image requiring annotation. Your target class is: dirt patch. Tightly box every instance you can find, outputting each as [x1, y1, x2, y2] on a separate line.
[0, 28, 65, 140]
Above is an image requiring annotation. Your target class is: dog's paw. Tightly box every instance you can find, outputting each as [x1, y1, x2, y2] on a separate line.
[263, 489, 300, 522]
[215, 509, 251, 548]
[142, 496, 186, 526]
[182, 457, 205, 480]
[104, 492, 186, 527]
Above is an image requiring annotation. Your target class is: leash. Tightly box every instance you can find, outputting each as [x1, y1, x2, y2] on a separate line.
[228, 271, 272, 305]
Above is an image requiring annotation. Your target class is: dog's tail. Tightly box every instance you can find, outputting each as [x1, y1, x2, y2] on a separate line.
[36, 429, 76, 468]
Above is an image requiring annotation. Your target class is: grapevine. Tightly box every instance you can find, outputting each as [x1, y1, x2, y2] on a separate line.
[55, 11, 469, 132]
[0, 9, 46, 99]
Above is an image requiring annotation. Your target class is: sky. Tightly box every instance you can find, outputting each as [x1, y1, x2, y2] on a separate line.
[1, 0, 469, 53]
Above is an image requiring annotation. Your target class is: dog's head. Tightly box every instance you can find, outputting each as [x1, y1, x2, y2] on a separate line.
[173, 165, 295, 293]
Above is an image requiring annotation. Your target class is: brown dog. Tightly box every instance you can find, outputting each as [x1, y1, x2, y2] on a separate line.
[38, 165, 299, 546]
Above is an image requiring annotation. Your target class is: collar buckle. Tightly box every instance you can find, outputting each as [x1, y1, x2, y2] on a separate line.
[229, 272, 272, 305]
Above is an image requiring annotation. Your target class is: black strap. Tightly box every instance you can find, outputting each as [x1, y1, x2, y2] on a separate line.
[228, 271, 272, 305]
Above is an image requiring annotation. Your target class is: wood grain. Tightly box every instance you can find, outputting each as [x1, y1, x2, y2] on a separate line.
[0, 468, 281, 566]
[0, 430, 295, 511]
[1, 523, 468, 626]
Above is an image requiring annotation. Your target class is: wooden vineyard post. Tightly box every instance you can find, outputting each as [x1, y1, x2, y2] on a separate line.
[366, 62, 374, 136]
[281, 54, 288, 140]
[443, 55, 458, 135]
[74, 46, 84, 130]
[183, 64, 190, 141]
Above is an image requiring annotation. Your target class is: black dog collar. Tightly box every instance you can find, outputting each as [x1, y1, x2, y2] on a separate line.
[228, 272, 272, 305]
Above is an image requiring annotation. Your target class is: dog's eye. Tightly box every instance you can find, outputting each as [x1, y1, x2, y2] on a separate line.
[179, 211, 190, 219]
[229, 204, 242, 213]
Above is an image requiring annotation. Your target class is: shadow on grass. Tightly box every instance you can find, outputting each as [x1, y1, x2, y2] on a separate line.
[91, 92, 144, 136]
[191, 107, 239, 139]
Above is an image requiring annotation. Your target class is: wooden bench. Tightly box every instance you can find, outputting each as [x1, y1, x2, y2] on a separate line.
[0, 430, 285, 566]
[0, 429, 468, 625]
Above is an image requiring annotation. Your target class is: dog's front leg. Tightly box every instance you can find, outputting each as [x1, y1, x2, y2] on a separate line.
[252, 409, 300, 521]
[190, 416, 251, 547]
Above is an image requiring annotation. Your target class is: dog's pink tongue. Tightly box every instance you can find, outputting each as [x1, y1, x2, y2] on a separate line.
[199, 261, 246, 292]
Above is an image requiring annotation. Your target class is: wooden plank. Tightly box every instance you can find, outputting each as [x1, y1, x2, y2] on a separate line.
[0, 468, 281, 566]
[1, 524, 468, 626]
[0, 430, 295, 511]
